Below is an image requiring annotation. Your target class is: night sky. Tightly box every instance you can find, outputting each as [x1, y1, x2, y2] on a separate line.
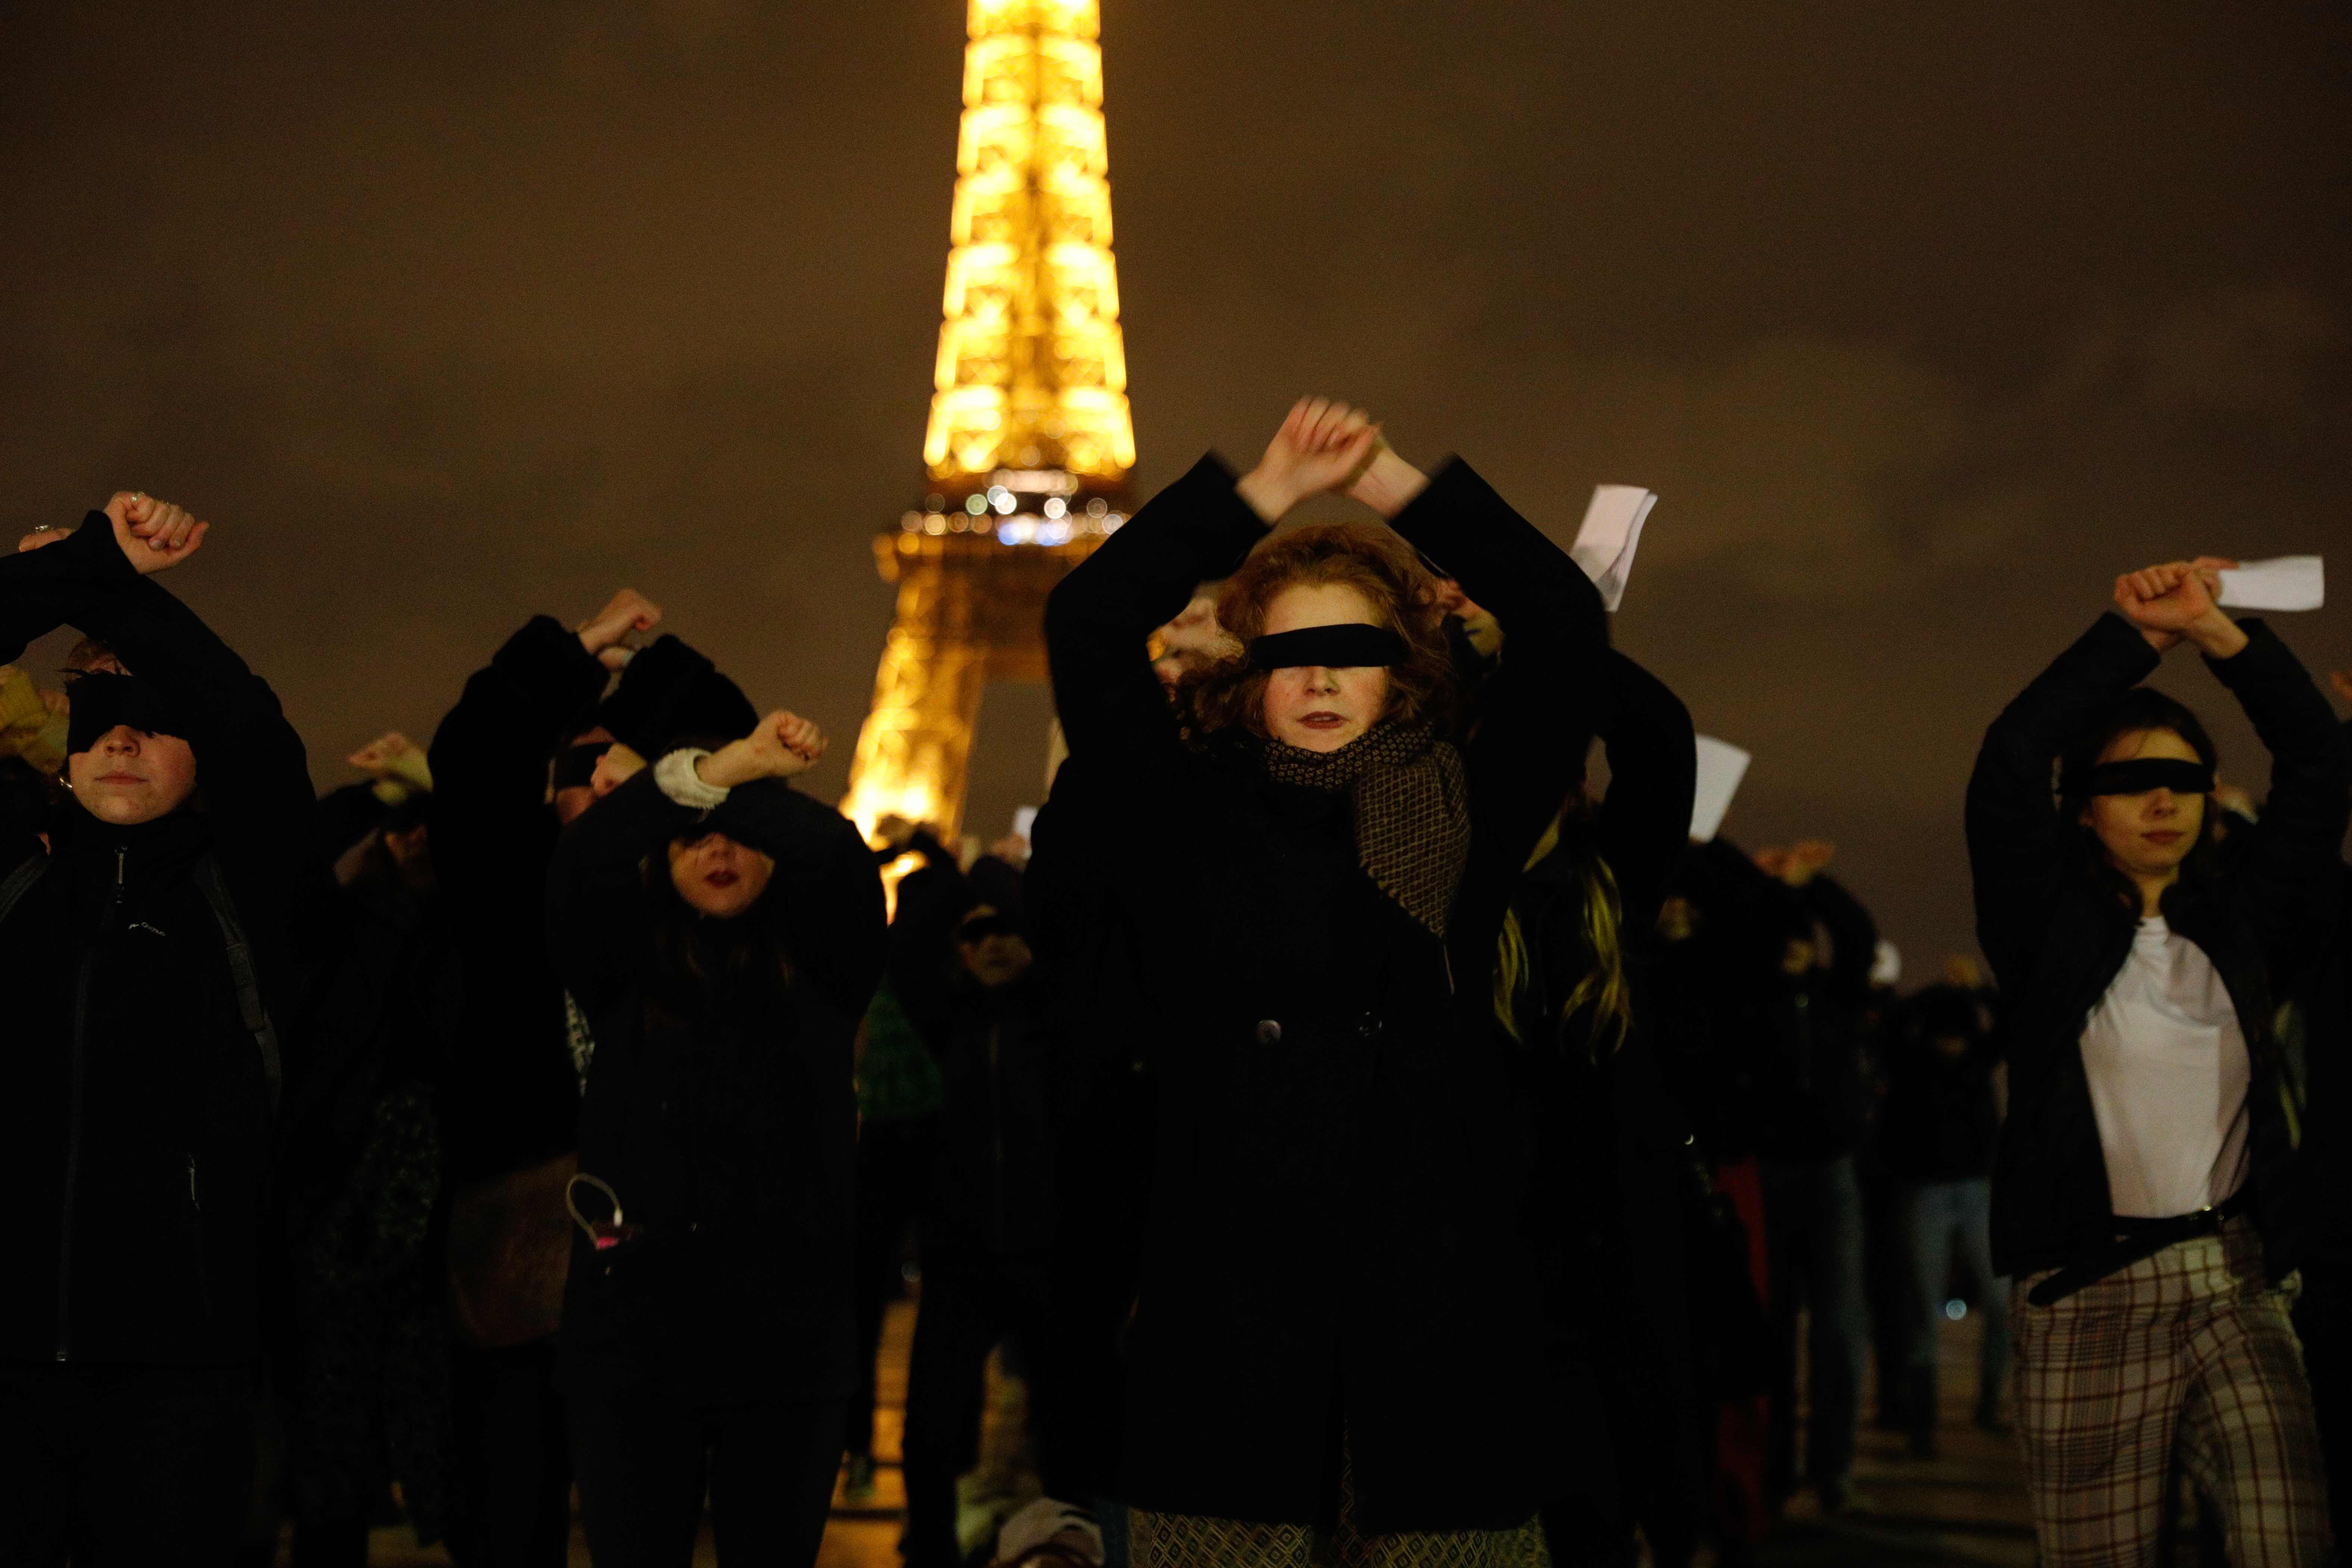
[4, 1, 2346, 973]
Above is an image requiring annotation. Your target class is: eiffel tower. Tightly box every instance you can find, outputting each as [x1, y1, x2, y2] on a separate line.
[840, 0, 1136, 843]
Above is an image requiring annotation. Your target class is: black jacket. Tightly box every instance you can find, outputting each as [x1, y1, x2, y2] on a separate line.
[547, 766, 884, 1400]
[1967, 613, 2351, 1281]
[1044, 453, 1609, 1532]
[425, 615, 610, 1183]
[923, 970, 1059, 1258]
[1750, 874, 1878, 1163]
[0, 516, 323, 1365]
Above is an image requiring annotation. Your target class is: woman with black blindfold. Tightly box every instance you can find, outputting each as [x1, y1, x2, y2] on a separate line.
[1044, 399, 1609, 1565]
[1, 494, 321, 1567]
[544, 708, 884, 1567]
[1968, 557, 2351, 1564]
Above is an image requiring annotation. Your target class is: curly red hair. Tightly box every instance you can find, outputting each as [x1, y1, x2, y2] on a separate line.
[1181, 522, 1457, 739]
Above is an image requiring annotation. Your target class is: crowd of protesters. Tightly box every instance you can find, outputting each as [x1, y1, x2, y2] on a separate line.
[0, 400, 2347, 1568]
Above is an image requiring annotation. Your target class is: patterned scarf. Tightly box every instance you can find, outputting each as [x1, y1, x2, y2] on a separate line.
[1261, 721, 1471, 938]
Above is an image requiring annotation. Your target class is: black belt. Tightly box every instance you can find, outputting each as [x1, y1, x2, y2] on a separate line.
[2026, 1191, 2253, 1308]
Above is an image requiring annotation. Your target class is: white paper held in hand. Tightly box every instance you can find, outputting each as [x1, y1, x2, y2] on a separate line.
[1569, 485, 1658, 612]
[2216, 556, 2324, 613]
[1689, 735, 1751, 844]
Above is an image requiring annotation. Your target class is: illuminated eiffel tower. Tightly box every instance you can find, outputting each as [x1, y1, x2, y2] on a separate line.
[840, 0, 1136, 842]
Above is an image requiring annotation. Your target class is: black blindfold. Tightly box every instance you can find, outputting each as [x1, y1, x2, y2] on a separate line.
[2066, 758, 2215, 799]
[66, 672, 185, 756]
[552, 741, 613, 792]
[1247, 623, 1409, 672]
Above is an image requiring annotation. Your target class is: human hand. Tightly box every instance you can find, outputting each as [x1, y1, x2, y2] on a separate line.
[112, 492, 209, 574]
[2329, 670, 2352, 705]
[591, 742, 646, 797]
[577, 589, 662, 670]
[1234, 398, 1384, 523]
[697, 710, 827, 788]
[1751, 845, 1789, 880]
[16, 493, 209, 575]
[2113, 560, 2245, 657]
[347, 731, 432, 793]
[1780, 840, 1836, 887]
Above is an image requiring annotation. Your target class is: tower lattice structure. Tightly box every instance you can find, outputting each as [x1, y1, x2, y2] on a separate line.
[841, 0, 1136, 842]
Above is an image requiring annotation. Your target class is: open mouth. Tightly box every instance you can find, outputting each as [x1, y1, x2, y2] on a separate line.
[1299, 712, 1346, 730]
[705, 869, 739, 888]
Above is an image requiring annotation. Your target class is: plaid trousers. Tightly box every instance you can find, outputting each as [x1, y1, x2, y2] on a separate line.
[2012, 1216, 2334, 1566]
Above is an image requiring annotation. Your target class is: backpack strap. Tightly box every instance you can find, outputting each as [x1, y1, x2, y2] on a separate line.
[191, 854, 284, 1115]
[0, 854, 48, 927]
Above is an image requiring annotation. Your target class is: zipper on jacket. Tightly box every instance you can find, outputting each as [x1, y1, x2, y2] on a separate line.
[188, 1155, 213, 1318]
[56, 844, 127, 1361]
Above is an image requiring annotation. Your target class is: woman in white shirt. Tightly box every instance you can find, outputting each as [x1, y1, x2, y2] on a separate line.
[1967, 557, 2351, 1566]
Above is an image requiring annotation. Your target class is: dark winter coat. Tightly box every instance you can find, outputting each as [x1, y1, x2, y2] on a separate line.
[923, 971, 1059, 1259]
[547, 766, 884, 1401]
[1749, 874, 1878, 1163]
[1044, 453, 1609, 1533]
[1497, 648, 1702, 1542]
[1967, 613, 2351, 1281]
[0, 515, 324, 1366]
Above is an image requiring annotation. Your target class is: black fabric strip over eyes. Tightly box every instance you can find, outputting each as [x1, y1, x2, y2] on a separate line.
[1247, 623, 1410, 671]
[2068, 758, 2216, 798]
[552, 741, 615, 791]
[65, 671, 184, 755]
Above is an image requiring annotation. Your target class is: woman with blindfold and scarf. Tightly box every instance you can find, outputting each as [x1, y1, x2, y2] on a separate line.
[1968, 557, 2351, 1566]
[544, 708, 884, 1568]
[1, 494, 322, 1567]
[1044, 398, 1610, 1567]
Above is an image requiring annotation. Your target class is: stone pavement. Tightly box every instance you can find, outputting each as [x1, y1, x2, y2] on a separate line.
[319, 1303, 2047, 1566]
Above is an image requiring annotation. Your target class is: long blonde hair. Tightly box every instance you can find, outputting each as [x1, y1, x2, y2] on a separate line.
[1493, 813, 1634, 1059]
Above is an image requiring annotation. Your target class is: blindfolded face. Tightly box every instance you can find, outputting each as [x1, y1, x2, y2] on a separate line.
[1256, 582, 1394, 754]
[666, 830, 774, 919]
[2077, 727, 2209, 883]
[68, 724, 200, 825]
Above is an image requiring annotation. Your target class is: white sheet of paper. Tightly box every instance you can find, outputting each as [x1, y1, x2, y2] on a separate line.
[1569, 485, 1658, 612]
[1689, 735, 1751, 844]
[2217, 556, 2324, 612]
[1012, 805, 1038, 841]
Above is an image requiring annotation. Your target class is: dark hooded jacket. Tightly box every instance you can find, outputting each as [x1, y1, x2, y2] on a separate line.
[0, 515, 324, 1366]
[1966, 613, 2351, 1281]
[547, 764, 884, 1401]
[1044, 454, 1609, 1533]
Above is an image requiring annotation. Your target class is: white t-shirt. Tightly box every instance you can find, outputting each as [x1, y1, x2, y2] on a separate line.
[2078, 916, 2252, 1218]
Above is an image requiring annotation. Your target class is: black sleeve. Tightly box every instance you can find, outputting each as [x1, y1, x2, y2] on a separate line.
[0, 512, 135, 662]
[596, 634, 737, 755]
[1044, 453, 1269, 768]
[1964, 613, 2161, 994]
[1383, 459, 1612, 962]
[314, 783, 390, 863]
[76, 574, 327, 970]
[1592, 649, 1697, 936]
[428, 616, 609, 919]
[2203, 621, 2352, 976]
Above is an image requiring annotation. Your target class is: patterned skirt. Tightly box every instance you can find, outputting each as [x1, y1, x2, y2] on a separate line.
[1130, 1445, 1549, 1568]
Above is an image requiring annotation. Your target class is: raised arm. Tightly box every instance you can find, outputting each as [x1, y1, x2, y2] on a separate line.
[1592, 649, 1698, 936]
[2202, 622, 2352, 975]
[429, 607, 619, 906]
[1351, 440, 1612, 953]
[1964, 613, 2160, 989]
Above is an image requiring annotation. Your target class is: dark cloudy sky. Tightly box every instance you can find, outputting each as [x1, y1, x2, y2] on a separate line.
[4, 1, 2347, 972]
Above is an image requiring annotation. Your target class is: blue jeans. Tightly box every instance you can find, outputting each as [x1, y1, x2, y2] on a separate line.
[1900, 1177, 2009, 1430]
[1762, 1154, 1868, 1500]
